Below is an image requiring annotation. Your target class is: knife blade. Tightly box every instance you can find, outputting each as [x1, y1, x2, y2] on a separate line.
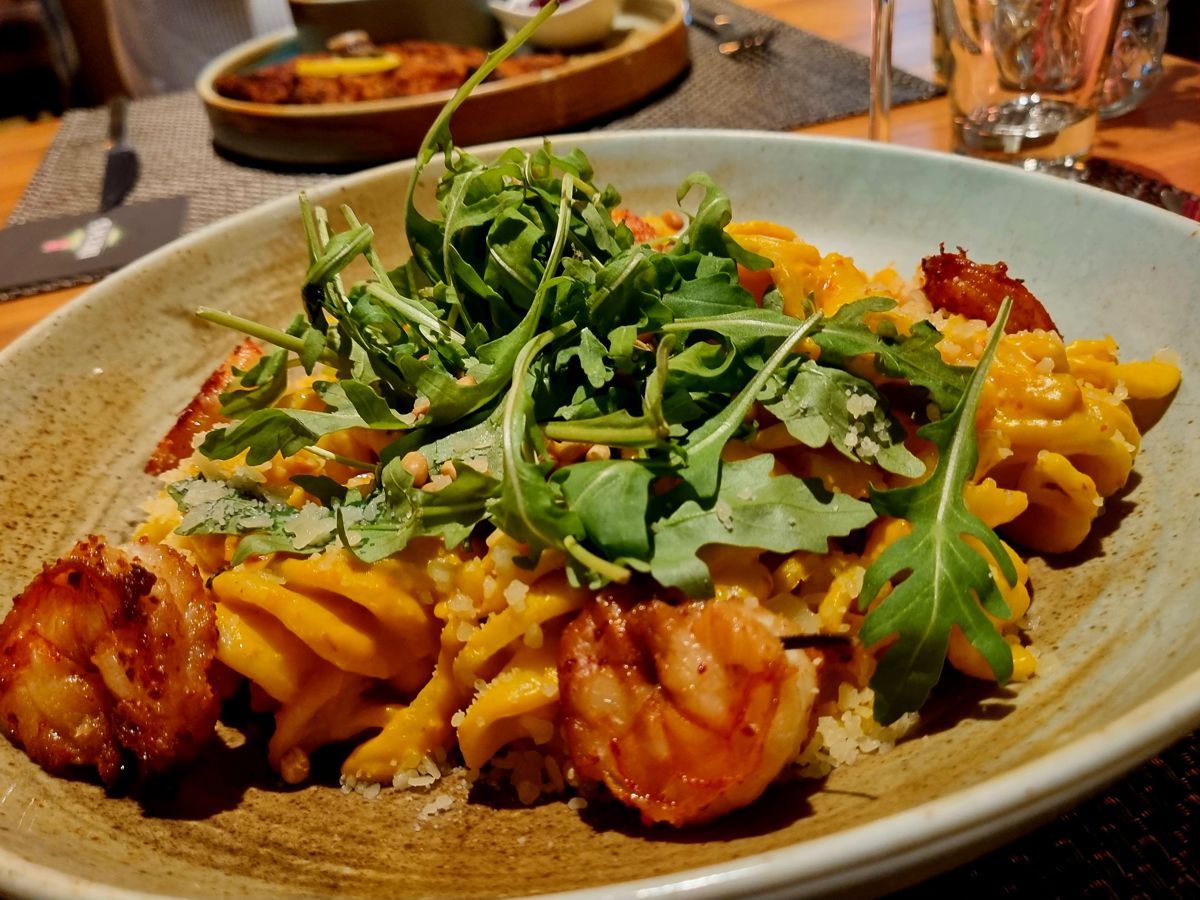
[99, 97, 139, 213]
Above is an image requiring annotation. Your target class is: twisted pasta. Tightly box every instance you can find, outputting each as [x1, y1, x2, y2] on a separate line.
[126, 222, 1178, 796]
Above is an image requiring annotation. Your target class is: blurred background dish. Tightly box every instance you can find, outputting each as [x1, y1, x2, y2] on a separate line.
[211, 38, 568, 106]
[288, 0, 500, 52]
[196, 0, 687, 166]
[489, 0, 619, 50]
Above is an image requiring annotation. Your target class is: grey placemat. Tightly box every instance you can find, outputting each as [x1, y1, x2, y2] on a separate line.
[7, 91, 332, 236]
[607, 0, 939, 129]
[896, 730, 1199, 899]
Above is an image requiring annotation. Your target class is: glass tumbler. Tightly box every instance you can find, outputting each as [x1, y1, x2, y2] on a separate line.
[1100, 0, 1169, 118]
[938, 0, 1123, 171]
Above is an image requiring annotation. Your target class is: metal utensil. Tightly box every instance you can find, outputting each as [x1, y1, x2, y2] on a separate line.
[100, 97, 139, 213]
[689, 7, 774, 57]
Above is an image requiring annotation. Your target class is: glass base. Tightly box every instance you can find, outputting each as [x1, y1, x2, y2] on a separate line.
[953, 97, 1097, 172]
[1100, 64, 1164, 119]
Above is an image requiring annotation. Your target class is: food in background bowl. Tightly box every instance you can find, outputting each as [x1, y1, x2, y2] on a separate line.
[214, 36, 565, 105]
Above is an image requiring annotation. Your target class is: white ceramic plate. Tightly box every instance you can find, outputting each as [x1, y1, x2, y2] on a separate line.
[0, 132, 1196, 899]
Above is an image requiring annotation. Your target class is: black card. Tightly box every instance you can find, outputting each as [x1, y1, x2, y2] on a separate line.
[0, 197, 188, 298]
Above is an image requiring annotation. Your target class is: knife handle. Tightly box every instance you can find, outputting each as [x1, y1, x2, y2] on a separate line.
[108, 96, 129, 147]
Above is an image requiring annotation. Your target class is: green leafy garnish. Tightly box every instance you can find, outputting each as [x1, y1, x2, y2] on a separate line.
[857, 298, 1017, 724]
[651, 455, 875, 596]
[676, 313, 820, 498]
[814, 298, 971, 411]
[193, 132, 969, 600]
[760, 359, 925, 477]
[185, 3, 1029, 729]
[199, 380, 411, 464]
[168, 470, 497, 567]
[555, 460, 655, 562]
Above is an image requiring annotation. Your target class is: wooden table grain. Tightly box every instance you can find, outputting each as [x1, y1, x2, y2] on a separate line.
[1, 0, 1197, 350]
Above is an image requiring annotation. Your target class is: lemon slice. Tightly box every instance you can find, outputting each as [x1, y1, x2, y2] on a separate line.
[295, 52, 401, 77]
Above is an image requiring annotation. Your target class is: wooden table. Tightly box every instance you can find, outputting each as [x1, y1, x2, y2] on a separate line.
[1, 0, 1198, 349]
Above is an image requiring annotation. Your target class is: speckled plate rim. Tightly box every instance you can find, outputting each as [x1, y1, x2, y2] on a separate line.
[1, 132, 1197, 900]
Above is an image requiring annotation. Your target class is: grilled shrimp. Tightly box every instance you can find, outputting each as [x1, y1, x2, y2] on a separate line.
[921, 248, 1058, 335]
[0, 537, 220, 785]
[558, 595, 817, 826]
[146, 338, 263, 475]
[611, 208, 659, 244]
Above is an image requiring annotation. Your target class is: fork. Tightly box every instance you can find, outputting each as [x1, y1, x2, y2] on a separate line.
[688, 6, 775, 57]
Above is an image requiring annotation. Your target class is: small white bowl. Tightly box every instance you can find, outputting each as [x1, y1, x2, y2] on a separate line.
[488, 0, 618, 49]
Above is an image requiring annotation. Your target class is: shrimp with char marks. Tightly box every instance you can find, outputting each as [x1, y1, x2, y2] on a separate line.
[0, 537, 220, 786]
[558, 594, 817, 826]
[145, 338, 263, 476]
[921, 248, 1059, 335]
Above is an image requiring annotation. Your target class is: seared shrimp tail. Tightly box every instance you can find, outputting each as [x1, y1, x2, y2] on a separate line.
[0, 537, 221, 785]
[559, 595, 817, 827]
[921, 248, 1058, 335]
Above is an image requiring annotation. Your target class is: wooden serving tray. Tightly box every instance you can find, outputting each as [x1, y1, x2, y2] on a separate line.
[196, 0, 688, 166]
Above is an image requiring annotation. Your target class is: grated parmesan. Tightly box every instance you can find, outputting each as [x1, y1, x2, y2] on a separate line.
[794, 685, 918, 779]
[504, 580, 530, 610]
[845, 393, 878, 418]
[284, 503, 336, 550]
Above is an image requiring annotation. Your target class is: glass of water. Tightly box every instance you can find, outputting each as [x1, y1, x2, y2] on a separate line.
[938, 0, 1123, 171]
[1100, 0, 1169, 118]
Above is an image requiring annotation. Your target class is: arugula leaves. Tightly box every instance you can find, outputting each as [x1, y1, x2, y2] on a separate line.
[555, 460, 655, 562]
[814, 298, 971, 411]
[677, 313, 820, 498]
[761, 359, 925, 477]
[169, 468, 497, 567]
[651, 455, 875, 596]
[672, 173, 772, 271]
[194, 144, 975, 600]
[187, 11, 1026, 727]
[857, 299, 1017, 724]
[200, 379, 410, 464]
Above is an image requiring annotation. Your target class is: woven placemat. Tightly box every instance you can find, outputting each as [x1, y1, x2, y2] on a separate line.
[6, 90, 331, 237]
[899, 730, 1199, 898]
[605, 0, 939, 130]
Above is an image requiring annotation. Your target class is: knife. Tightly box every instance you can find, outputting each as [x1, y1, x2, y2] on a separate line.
[99, 97, 139, 213]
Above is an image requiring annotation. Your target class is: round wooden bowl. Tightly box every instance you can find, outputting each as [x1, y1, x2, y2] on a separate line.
[196, 0, 689, 166]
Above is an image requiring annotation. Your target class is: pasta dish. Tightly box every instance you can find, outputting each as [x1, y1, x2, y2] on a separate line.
[0, 11, 1181, 830]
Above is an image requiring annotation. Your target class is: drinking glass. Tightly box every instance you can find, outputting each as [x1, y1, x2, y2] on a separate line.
[938, 0, 1123, 171]
[1100, 0, 1169, 118]
[869, 0, 896, 142]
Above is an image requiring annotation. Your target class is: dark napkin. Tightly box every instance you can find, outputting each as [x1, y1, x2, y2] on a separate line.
[0, 198, 187, 298]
